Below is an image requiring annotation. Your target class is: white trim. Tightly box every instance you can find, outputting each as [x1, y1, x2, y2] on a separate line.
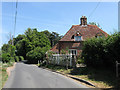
[69, 49, 77, 55]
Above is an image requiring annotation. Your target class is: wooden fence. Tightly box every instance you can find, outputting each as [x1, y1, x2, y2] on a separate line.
[48, 54, 76, 67]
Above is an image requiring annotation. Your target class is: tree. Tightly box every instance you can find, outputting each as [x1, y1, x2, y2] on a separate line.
[26, 46, 50, 63]
[89, 22, 101, 29]
[15, 39, 28, 59]
[2, 27, 61, 64]
[15, 28, 51, 61]
[2, 53, 11, 63]
[42, 30, 63, 47]
[2, 44, 16, 57]
[13, 34, 25, 45]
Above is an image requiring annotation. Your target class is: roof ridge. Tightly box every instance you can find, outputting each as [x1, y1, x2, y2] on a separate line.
[59, 25, 74, 41]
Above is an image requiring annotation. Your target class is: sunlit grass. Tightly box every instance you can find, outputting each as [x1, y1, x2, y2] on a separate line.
[43, 64, 116, 88]
[0, 62, 15, 89]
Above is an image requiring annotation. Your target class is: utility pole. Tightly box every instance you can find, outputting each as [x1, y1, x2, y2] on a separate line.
[13, 0, 18, 46]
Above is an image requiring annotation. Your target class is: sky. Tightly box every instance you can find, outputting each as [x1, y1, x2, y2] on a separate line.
[1, 2, 118, 48]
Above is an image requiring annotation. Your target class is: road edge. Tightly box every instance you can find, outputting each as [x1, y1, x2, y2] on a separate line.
[40, 66, 97, 88]
[6, 62, 16, 77]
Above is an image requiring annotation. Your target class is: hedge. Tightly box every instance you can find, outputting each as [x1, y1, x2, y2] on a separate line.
[82, 32, 120, 68]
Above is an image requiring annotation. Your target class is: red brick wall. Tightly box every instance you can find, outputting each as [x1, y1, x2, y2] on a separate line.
[59, 41, 83, 56]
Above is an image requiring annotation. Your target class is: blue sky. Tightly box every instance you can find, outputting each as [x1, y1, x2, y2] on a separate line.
[1, 2, 118, 48]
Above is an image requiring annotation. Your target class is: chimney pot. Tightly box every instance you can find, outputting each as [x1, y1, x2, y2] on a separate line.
[80, 16, 87, 26]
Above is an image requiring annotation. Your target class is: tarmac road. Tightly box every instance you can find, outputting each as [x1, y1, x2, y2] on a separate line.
[3, 63, 89, 88]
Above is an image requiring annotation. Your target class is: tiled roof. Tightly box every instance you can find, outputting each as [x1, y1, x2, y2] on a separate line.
[60, 24, 108, 41]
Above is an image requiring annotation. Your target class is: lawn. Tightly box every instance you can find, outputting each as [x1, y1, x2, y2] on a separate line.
[41, 64, 117, 88]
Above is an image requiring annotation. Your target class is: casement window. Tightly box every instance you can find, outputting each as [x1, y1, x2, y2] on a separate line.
[74, 36, 82, 41]
[69, 49, 77, 55]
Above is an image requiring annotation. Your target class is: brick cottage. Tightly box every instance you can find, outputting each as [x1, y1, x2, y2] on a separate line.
[50, 16, 108, 56]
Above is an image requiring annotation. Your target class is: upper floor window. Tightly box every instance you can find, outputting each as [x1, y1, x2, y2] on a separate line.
[74, 36, 82, 41]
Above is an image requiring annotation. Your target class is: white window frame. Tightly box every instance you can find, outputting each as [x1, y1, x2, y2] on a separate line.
[69, 49, 77, 55]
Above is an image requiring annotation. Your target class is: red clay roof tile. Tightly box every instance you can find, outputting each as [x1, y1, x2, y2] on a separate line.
[59, 24, 108, 41]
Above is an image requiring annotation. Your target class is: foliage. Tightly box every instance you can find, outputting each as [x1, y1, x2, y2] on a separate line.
[14, 28, 51, 60]
[2, 44, 16, 57]
[19, 56, 24, 61]
[77, 54, 84, 64]
[14, 56, 19, 62]
[26, 46, 51, 63]
[61, 49, 66, 54]
[60, 47, 69, 54]
[42, 30, 63, 47]
[10, 57, 15, 62]
[15, 39, 28, 59]
[14, 34, 25, 45]
[82, 32, 120, 68]
[89, 22, 101, 28]
[1, 28, 61, 64]
[47, 51, 55, 58]
[2, 53, 11, 63]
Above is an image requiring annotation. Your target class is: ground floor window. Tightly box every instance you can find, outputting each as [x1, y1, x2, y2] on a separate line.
[69, 49, 77, 55]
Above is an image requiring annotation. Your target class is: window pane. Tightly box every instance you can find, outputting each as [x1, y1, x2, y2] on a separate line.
[75, 36, 81, 41]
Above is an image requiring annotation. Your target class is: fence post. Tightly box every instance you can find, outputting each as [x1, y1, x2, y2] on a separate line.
[70, 54, 72, 67]
[66, 55, 68, 70]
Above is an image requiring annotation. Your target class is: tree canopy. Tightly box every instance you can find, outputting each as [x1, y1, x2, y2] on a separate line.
[1, 28, 62, 63]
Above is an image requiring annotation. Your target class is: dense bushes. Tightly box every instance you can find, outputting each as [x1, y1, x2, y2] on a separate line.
[14, 56, 19, 62]
[26, 46, 50, 63]
[19, 56, 24, 61]
[2, 44, 16, 63]
[1, 28, 62, 64]
[2, 53, 11, 63]
[2, 53, 16, 63]
[82, 32, 120, 68]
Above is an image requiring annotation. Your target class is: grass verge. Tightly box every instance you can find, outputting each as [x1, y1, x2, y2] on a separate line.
[40, 64, 117, 88]
[0, 61, 15, 90]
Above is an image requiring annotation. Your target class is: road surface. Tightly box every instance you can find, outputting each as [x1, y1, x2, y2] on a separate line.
[3, 63, 89, 88]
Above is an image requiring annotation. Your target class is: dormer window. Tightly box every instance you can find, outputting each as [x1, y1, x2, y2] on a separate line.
[71, 31, 82, 41]
[74, 36, 82, 41]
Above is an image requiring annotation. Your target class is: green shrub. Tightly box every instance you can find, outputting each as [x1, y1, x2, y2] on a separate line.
[26, 47, 49, 64]
[61, 49, 66, 54]
[82, 32, 120, 68]
[7, 62, 14, 67]
[10, 57, 15, 62]
[82, 37, 105, 67]
[47, 51, 55, 58]
[77, 59, 84, 64]
[2, 53, 11, 63]
[15, 56, 19, 62]
[19, 56, 24, 61]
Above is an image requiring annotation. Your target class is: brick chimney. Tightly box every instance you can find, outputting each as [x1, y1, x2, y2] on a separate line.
[80, 16, 87, 26]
